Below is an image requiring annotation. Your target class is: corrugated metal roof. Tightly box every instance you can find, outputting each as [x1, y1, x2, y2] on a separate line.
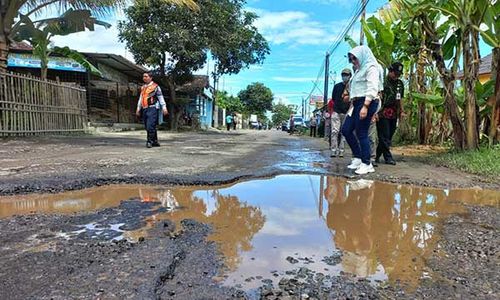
[457, 53, 492, 79]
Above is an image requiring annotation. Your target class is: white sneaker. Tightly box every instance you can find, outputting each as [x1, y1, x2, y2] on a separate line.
[339, 150, 344, 157]
[347, 158, 362, 169]
[330, 149, 338, 157]
[355, 163, 375, 175]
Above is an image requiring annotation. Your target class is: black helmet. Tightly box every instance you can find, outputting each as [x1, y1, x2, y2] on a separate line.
[389, 62, 403, 75]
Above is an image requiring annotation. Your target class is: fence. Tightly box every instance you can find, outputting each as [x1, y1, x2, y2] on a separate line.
[0, 72, 87, 136]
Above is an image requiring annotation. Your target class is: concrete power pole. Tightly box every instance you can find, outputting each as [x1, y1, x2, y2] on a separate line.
[360, 0, 367, 45]
[323, 52, 330, 108]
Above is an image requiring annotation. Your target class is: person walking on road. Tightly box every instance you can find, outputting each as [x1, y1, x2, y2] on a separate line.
[330, 68, 351, 157]
[341, 45, 381, 175]
[226, 114, 233, 131]
[232, 114, 237, 130]
[289, 114, 295, 135]
[376, 62, 405, 165]
[309, 114, 318, 137]
[136, 72, 168, 148]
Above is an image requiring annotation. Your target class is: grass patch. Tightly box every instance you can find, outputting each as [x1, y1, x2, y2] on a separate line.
[430, 145, 500, 179]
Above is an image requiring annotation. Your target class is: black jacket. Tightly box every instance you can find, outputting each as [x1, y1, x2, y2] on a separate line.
[331, 82, 349, 114]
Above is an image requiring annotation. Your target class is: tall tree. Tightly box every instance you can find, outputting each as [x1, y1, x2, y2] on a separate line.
[216, 91, 245, 113]
[119, 0, 206, 130]
[238, 82, 273, 116]
[0, 0, 196, 72]
[272, 103, 293, 126]
[118, 0, 269, 130]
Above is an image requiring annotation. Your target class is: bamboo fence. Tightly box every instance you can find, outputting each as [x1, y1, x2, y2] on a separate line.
[0, 72, 87, 136]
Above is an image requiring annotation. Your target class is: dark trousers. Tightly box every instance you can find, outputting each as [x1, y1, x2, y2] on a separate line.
[342, 98, 378, 164]
[310, 126, 317, 137]
[376, 117, 397, 161]
[227, 123, 231, 131]
[143, 107, 158, 144]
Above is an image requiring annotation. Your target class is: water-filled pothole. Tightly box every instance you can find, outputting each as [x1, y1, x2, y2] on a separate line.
[1, 175, 498, 291]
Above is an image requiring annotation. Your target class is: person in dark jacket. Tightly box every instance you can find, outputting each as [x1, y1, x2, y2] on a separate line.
[330, 68, 352, 157]
[376, 62, 405, 165]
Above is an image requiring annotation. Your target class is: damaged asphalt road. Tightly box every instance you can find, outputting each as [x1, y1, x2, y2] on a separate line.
[0, 130, 499, 299]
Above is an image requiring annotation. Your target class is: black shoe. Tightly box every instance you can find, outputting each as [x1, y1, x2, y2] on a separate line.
[372, 160, 379, 167]
[385, 159, 396, 165]
[146, 142, 152, 148]
[375, 157, 380, 164]
[152, 142, 161, 147]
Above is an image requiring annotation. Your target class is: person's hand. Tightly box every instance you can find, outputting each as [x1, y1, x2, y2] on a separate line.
[371, 114, 379, 123]
[136, 109, 141, 118]
[162, 108, 169, 116]
[343, 95, 350, 102]
[360, 106, 368, 120]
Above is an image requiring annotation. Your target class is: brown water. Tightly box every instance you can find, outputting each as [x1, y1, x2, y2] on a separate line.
[1, 175, 498, 290]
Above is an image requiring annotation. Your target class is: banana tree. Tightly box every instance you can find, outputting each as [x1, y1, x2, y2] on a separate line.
[0, 0, 197, 72]
[386, 0, 467, 149]
[13, 9, 110, 79]
[431, 0, 494, 149]
[360, 15, 395, 69]
[476, 1, 500, 143]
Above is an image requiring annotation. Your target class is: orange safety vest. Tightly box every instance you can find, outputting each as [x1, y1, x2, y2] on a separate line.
[141, 82, 159, 108]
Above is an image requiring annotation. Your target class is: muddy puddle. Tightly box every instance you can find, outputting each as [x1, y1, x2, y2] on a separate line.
[1, 175, 499, 292]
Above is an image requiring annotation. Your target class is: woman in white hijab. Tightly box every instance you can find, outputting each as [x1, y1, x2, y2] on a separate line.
[341, 45, 381, 175]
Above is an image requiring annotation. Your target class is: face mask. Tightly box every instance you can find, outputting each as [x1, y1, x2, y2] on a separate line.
[342, 75, 350, 83]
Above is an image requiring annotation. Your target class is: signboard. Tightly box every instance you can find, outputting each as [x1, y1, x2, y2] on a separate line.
[7, 53, 86, 73]
[309, 95, 323, 105]
[250, 114, 258, 122]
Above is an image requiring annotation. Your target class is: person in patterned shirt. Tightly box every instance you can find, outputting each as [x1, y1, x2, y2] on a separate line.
[376, 62, 405, 165]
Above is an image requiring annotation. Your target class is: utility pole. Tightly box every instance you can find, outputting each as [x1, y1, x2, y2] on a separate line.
[302, 97, 305, 119]
[360, 0, 367, 45]
[323, 52, 330, 108]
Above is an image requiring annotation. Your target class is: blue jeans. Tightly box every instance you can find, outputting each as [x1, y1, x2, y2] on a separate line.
[342, 98, 379, 164]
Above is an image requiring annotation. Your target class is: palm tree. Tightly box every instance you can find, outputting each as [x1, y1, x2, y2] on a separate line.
[0, 0, 197, 72]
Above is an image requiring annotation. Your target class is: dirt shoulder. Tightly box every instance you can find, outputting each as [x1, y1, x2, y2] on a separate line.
[0, 130, 498, 195]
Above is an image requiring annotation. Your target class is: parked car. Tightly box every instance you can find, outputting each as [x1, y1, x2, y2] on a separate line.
[281, 121, 289, 131]
[292, 116, 304, 129]
[250, 121, 259, 129]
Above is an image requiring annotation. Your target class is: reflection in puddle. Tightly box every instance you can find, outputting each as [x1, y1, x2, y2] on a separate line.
[0, 175, 498, 290]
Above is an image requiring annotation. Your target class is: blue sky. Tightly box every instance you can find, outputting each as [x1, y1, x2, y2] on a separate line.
[51, 0, 388, 110]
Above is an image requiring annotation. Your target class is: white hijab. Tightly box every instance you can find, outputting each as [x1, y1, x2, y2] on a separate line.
[349, 45, 378, 80]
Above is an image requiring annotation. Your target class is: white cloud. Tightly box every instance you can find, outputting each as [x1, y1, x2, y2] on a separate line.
[250, 8, 363, 47]
[250, 8, 341, 46]
[51, 18, 132, 59]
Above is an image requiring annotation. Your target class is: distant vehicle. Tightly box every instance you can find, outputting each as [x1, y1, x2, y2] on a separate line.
[292, 116, 304, 129]
[281, 121, 288, 131]
[250, 121, 259, 129]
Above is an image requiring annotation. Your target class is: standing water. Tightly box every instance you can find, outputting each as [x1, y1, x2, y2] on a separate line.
[0, 175, 498, 291]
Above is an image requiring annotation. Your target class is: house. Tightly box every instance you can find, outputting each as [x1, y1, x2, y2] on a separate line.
[176, 75, 214, 129]
[8, 42, 146, 124]
[457, 53, 493, 84]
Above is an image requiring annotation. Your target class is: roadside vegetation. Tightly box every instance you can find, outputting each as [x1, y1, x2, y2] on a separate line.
[429, 145, 500, 180]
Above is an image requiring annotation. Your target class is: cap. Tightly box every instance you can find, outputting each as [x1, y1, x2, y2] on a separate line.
[341, 68, 352, 75]
[389, 62, 403, 74]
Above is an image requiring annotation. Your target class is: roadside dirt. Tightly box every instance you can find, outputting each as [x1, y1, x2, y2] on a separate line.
[0, 130, 497, 195]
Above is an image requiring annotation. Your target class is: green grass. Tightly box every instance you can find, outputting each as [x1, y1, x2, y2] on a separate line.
[430, 145, 500, 179]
